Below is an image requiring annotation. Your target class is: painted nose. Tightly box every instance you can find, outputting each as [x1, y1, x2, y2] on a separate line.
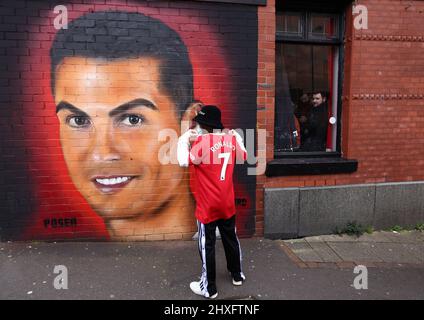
[91, 127, 121, 162]
[92, 148, 120, 162]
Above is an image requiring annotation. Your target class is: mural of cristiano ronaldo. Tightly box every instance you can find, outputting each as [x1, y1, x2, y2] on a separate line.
[50, 11, 198, 240]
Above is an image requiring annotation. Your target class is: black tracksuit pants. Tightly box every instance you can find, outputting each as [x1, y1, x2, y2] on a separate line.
[197, 214, 244, 296]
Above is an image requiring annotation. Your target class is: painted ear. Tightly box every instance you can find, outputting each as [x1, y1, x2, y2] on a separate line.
[182, 101, 203, 129]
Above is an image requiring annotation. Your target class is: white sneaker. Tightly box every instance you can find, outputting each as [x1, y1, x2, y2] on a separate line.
[189, 281, 218, 299]
[230, 272, 246, 286]
[232, 278, 243, 286]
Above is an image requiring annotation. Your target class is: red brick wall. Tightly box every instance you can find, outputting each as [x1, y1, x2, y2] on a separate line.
[256, 0, 424, 236]
[348, 0, 424, 182]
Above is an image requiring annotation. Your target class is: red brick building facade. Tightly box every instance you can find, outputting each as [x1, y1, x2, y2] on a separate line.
[0, 0, 422, 241]
[258, 0, 424, 239]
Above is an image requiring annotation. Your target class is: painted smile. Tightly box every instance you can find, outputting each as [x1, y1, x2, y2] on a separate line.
[92, 175, 136, 194]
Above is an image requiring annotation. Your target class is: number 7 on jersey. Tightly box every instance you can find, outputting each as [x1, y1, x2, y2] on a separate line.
[218, 152, 231, 181]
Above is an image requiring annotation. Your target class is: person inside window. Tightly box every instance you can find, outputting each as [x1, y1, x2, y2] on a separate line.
[300, 91, 329, 152]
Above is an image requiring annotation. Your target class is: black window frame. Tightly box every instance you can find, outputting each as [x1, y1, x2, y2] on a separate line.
[267, 0, 358, 176]
[276, 11, 342, 44]
[274, 7, 345, 159]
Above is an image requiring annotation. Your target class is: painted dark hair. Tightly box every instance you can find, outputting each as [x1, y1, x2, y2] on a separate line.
[50, 11, 193, 116]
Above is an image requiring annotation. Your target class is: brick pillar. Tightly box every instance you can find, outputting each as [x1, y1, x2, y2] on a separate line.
[255, 0, 275, 237]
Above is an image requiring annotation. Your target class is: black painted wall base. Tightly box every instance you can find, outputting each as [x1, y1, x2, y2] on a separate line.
[265, 157, 358, 176]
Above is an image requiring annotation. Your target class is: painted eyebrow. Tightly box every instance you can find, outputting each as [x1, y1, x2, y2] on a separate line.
[55, 99, 157, 118]
[56, 101, 89, 117]
[108, 98, 158, 117]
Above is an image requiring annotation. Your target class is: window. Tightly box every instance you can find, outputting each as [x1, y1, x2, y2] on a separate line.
[276, 12, 303, 38]
[274, 9, 342, 156]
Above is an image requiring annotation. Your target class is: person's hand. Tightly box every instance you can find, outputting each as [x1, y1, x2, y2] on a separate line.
[183, 102, 203, 129]
[180, 129, 198, 144]
[188, 129, 199, 142]
[229, 129, 244, 144]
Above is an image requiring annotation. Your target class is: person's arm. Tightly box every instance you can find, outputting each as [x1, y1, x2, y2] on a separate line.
[230, 129, 247, 162]
[189, 135, 206, 165]
[177, 129, 197, 167]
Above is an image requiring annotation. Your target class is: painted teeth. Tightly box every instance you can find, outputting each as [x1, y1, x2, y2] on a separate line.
[95, 177, 130, 186]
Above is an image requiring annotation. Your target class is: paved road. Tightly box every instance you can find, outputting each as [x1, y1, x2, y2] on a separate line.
[1, 237, 423, 300]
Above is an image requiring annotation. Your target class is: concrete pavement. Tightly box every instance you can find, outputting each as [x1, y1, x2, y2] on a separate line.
[0, 231, 423, 300]
[282, 230, 424, 268]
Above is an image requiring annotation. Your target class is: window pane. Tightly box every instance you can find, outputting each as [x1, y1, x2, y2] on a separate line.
[276, 12, 303, 37]
[308, 14, 338, 40]
[275, 43, 337, 152]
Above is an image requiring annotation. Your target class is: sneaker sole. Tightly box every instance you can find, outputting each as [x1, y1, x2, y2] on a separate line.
[232, 279, 243, 286]
[190, 282, 218, 299]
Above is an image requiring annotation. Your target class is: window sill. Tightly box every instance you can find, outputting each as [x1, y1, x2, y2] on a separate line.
[265, 157, 358, 177]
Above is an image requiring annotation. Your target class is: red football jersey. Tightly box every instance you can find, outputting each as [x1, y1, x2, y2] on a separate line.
[189, 132, 247, 224]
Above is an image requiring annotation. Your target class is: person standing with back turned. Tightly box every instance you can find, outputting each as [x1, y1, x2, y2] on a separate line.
[177, 105, 247, 299]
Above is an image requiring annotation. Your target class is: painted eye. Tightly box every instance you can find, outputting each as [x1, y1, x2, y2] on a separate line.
[121, 114, 144, 126]
[67, 116, 91, 128]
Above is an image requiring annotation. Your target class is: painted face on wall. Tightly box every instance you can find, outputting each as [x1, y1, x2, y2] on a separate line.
[54, 56, 184, 221]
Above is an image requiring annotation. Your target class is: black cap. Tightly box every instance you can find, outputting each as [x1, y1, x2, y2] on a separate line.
[192, 105, 224, 130]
